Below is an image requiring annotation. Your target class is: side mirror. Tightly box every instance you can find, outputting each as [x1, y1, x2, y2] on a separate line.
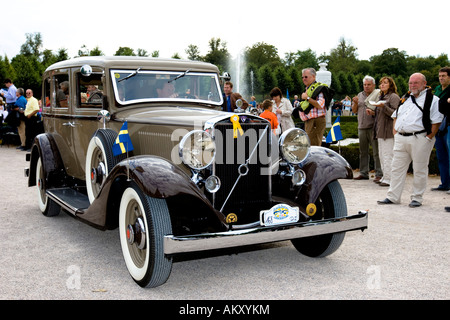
[97, 110, 110, 129]
[80, 65, 92, 77]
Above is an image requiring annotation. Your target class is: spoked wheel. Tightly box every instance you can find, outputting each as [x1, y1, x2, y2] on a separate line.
[36, 157, 60, 217]
[85, 129, 124, 203]
[119, 182, 173, 288]
[292, 180, 347, 257]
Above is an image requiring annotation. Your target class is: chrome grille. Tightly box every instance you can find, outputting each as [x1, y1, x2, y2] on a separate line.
[213, 122, 271, 214]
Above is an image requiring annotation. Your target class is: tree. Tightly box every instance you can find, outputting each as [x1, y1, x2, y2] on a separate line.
[185, 44, 201, 61]
[324, 37, 359, 73]
[115, 47, 135, 56]
[77, 45, 104, 57]
[20, 32, 43, 59]
[287, 66, 304, 97]
[370, 48, 408, 76]
[259, 64, 277, 97]
[293, 48, 319, 70]
[274, 66, 293, 96]
[11, 54, 42, 97]
[136, 48, 148, 57]
[203, 38, 230, 72]
[244, 42, 281, 69]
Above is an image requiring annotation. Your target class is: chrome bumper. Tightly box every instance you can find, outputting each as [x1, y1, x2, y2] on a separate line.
[164, 211, 368, 255]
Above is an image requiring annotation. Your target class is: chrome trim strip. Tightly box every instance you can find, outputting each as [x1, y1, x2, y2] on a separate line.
[164, 211, 368, 255]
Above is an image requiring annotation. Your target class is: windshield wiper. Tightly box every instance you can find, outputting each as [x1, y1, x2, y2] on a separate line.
[168, 69, 190, 83]
[118, 68, 141, 82]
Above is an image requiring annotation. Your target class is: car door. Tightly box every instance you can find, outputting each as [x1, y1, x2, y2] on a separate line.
[46, 70, 80, 178]
[70, 67, 107, 179]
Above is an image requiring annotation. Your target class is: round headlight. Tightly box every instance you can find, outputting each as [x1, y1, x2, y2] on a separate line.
[179, 130, 216, 170]
[279, 128, 310, 164]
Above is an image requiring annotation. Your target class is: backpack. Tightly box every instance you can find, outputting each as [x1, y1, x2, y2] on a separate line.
[292, 82, 335, 118]
[397, 87, 434, 134]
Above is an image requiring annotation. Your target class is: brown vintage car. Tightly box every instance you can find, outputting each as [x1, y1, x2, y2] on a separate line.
[25, 56, 368, 288]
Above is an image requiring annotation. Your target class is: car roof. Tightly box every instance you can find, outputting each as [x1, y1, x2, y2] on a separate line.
[45, 56, 220, 73]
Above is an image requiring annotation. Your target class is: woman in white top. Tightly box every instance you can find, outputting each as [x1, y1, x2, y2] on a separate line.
[270, 87, 295, 133]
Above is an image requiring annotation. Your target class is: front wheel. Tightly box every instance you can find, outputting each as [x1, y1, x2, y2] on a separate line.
[291, 180, 347, 257]
[119, 182, 173, 288]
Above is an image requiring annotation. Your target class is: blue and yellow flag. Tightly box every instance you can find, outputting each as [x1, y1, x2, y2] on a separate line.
[113, 121, 134, 156]
[326, 116, 343, 143]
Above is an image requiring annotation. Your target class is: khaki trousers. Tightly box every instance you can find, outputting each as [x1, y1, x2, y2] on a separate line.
[387, 133, 435, 204]
[18, 120, 26, 147]
[378, 138, 394, 184]
[304, 116, 326, 146]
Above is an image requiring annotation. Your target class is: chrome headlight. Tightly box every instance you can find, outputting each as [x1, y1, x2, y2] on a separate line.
[279, 128, 310, 164]
[179, 130, 216, 170]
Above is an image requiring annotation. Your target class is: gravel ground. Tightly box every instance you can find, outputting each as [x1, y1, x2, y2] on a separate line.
[0, 145, 448, 300]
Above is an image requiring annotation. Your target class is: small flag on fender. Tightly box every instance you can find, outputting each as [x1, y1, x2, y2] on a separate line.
[326, 116, 343, 143]
[112, 121, 134, 156]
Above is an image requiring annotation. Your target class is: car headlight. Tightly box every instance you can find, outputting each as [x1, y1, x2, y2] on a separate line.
[279, 128, 310, 164]
[179, 130, 216, 170]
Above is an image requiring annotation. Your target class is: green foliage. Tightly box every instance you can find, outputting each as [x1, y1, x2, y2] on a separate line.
[3, 32, 449, 103]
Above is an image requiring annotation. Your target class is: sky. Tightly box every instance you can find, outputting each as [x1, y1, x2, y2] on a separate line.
[1, 0, 449, 63]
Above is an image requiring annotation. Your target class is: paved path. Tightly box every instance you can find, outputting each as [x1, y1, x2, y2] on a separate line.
[0, 146, 448, 300]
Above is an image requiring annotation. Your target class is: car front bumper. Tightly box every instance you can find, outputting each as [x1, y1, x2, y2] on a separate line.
[164, 211, 368, 255]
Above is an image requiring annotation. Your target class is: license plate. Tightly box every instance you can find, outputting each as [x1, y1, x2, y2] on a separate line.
[260, 204, 299, 226]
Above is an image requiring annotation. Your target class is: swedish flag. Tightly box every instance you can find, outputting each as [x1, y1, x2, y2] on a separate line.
[326, 116, 343, 143]
[112, 121, 134, 156]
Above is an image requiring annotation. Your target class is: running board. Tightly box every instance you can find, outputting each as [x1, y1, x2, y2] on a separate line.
[46, 188, 90, 215]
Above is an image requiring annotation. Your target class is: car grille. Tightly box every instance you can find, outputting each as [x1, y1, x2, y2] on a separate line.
[212, 121, 272, 217]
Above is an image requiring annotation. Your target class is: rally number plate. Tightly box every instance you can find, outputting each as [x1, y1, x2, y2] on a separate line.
[260, 204, 299, 226]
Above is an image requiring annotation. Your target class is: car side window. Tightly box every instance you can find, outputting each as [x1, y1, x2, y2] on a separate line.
[77, 73, 103, 108]
[54, 74, 70, 109]
[43, 77, 51, 110]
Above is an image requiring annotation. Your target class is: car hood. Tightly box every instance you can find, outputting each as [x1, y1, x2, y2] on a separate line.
[113, 106, 230, 127]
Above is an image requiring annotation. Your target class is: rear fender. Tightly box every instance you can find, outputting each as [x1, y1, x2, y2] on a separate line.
[28, 133, 67, 189]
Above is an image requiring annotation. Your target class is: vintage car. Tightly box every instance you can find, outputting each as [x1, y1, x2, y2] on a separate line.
[25, 56, 368, 288]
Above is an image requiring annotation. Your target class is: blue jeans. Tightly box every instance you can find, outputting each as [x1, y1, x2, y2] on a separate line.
[434, 126, 450, 188]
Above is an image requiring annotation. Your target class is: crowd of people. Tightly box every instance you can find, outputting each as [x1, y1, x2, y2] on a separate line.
[0, 79, 43, 151]
[223, 67, 450, 211]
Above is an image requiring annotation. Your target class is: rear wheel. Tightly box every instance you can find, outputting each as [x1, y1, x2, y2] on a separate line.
[292, 180, 347, 257]
[119, 182, 173, 288]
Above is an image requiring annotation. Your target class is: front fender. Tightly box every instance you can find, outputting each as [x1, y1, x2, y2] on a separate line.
[297, 146, 352, 204]
[83, 155, 226, 230]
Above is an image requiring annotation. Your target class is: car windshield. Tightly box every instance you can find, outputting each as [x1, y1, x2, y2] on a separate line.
[111, 69, 223, 106]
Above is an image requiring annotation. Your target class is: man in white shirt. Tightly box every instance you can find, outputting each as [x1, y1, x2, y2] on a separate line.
[378, 73, 443, 207]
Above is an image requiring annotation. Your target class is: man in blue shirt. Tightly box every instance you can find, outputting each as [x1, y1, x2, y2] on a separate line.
[13, 88, 28, 149]
[1, 79, 17, 111]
